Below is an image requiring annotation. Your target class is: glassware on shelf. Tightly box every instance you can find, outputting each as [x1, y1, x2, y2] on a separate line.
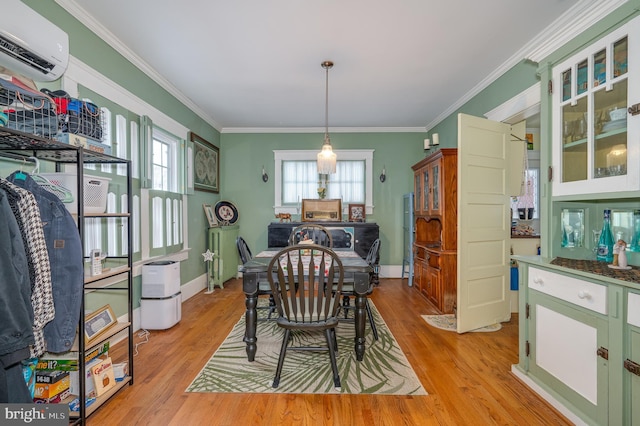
[592, 229, 602, 254]
[561, 209, 584, 248]
[597, 209, 615, 263]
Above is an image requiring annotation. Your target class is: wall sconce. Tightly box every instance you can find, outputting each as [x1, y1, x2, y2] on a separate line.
[262, 166, 269, 183]
[379, 165, 386, 183]
[424, 138, 430, 151]
[432, 133, 440, 146]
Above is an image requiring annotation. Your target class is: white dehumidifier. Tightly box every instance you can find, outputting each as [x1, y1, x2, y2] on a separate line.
[140, 260, 182, 329]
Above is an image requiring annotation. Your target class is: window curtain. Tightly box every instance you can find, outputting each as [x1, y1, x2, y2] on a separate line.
[282, 160, 365, 204]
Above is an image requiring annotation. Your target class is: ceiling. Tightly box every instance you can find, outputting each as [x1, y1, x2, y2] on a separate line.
[59, 0, 590, 132]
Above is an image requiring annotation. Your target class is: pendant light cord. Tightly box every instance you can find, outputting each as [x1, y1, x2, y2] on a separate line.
[322, 61, 333, 143]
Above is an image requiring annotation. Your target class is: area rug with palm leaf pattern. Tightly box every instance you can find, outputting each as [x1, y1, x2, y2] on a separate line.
[186, 300, 426, 395]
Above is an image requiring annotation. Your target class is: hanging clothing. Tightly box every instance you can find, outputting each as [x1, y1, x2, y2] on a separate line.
[0, 178, 54, 358]
[7, 172, 83, 353]
[0, 188, 34, 403]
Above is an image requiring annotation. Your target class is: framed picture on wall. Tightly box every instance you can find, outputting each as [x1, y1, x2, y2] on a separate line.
[348, 203, 366, 222]
[190, 132, 219, 193]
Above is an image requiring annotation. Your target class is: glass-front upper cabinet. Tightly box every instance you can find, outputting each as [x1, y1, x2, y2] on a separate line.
[423, 167, 430, 212]
[552, 17, 640, 197]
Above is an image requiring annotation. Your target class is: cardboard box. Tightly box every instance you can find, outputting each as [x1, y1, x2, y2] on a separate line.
[34, 374, 70, 399]
[90, 356, 116, 397]
[54, 132, 112, 155]
[35, 370, 68, 385]
[34, 388, 71, 404]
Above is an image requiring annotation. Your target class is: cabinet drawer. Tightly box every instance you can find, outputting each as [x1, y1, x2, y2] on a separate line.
[528, 267, 607, 314]
[629, 292, 640, 327]
[427, 250, 441, 269]
[414, 246, 427, 261]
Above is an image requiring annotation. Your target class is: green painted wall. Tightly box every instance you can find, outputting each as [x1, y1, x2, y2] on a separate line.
[427, 59, 540, 147]
[221, 132, 424, 266]
[23, 0, 222, 289]
[19, 0, 640, 280]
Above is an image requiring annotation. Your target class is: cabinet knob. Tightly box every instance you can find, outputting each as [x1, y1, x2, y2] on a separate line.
[533, 277, 543, 285]
[578, 290, 591, 300]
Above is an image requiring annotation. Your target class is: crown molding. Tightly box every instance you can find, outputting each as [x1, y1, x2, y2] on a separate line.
[57, 0, 625, 134]
[525, 0, 628, 63]
[425, 0, 626, 131]
[55, 0, 222, 132]
[221, 126, 427, 134]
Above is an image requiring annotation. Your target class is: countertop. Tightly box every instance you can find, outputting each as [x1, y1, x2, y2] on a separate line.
[512, 255, 640, 290]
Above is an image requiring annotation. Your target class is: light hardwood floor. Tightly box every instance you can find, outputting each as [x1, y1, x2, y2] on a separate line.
[88, 278, 572, 426]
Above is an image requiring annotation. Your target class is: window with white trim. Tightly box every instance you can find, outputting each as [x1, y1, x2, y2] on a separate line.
[274, 150, 373, 214]
[151, 128, 179, 193]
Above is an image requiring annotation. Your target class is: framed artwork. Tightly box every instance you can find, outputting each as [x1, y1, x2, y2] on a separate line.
[203, 203, 218, 227]
[190, 132, 219, 193]
[348, 203, 366, 222]
[84, 304, 117, 343]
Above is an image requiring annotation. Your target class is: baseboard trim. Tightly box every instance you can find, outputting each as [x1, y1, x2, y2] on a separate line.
[510, 365, 587, 426]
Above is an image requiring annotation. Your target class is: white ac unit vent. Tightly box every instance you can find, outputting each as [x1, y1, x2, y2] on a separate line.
[0, 0, 69, 82]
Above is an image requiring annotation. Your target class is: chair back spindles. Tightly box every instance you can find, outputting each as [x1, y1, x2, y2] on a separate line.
[236, 236, 253, 264]
[288, 224, 334, 248]
[269, 245, 343, 324]
[266, 244, 345, 388]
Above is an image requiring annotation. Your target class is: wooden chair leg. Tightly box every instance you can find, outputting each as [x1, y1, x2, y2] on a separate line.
[330, 328, 338, 353]
[272, 329, 290, 388]
[268, 294, 276, 319]
[325, 328, 341, 388]
[342, 295, 350, 319]
[365, 300, 378, 341]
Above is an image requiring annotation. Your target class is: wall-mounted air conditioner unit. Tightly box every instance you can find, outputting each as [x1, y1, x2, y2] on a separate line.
[0, 0, 69, 82]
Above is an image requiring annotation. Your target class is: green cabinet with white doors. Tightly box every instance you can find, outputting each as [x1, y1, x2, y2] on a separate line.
[551, 16, 640, 198]
[513, 258, 640, 425]
[625, 289, 640, 425]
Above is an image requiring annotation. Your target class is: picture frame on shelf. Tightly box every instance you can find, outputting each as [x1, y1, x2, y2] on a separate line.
[203, 203, 218, 228]
[190, 132, 219, 193]
[348, 203, 366, 222]
[84, 305, 117, 343]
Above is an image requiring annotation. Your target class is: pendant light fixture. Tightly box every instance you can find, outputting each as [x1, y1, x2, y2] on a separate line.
[317, 60, 337, 174]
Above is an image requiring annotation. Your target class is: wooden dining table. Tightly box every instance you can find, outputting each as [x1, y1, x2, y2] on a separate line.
[241, 249, 373, 362]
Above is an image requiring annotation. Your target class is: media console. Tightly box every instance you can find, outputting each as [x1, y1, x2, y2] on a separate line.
[268, 221, 377, 254]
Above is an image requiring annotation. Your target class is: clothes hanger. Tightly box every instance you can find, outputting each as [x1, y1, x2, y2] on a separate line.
[13, 157, 28, 181]
[27, 156, 75, 203]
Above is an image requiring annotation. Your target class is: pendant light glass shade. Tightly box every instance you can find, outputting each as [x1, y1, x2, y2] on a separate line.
[317, 60, 336, 174]
[317, 136, 337, 174]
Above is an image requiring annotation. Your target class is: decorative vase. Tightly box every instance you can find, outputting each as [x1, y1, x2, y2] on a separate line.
[317, 187, 326, 199]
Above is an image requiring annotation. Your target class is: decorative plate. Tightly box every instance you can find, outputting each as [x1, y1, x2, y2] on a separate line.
[214, 201, 239, 224]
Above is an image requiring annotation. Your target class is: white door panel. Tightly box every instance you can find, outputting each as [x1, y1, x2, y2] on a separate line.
[457, 113, 511, 332]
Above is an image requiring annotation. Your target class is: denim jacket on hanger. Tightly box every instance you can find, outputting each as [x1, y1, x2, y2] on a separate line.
[7, 172, 83, 353]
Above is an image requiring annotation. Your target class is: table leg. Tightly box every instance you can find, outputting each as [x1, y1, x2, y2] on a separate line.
[243, 272, 259, 362]
[354, 294, 366, 361]
[244, 294, 258, 361]
[353, 270, 370, 361]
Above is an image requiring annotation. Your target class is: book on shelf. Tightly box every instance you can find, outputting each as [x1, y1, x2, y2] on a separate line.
[36, 341, 110, 371]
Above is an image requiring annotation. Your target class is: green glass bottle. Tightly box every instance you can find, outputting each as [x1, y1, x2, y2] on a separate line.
[632, 209, 640, 252]
[596, 209, 614, 262]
